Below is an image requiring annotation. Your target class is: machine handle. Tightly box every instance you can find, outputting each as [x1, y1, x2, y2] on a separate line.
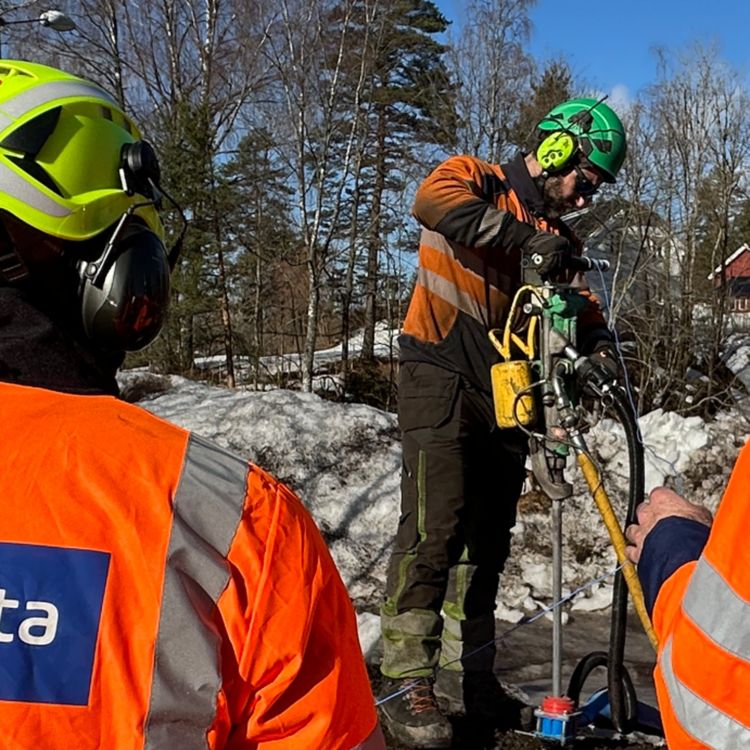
[568, 255, 610, 273]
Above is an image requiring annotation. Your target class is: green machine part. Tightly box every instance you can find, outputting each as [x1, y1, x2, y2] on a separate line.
[545, 289, 588, 344]
[538, 289, 589, 458]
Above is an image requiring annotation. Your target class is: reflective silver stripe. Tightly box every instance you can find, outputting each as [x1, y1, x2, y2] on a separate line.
[422, 228, 487, 277]
[683, 557, 750, 660]
[660, 636, 750, 748]
[0, 80, 117, 121]
[0, 80, 117, 221]
[418, 229, 490, 323]
[417, 265, 489, 323]
[0, 160, 70, 218]
[476, 208, 508, 246]
[144, 434, 247, 749]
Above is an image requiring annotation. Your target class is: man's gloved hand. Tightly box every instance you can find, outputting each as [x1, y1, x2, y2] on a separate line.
[576, 342, 620, 394]
[522, 231, 575, 278]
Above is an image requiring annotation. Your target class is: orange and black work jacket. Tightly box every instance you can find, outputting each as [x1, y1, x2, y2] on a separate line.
[401, 152, 608, 393]
[0, 382, 381, 750]
[643, 438, 750, 748]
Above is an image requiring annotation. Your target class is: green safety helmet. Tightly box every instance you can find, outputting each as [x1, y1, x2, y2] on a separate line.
[0, 60, 170, 351]
[536, 97, 627, 183]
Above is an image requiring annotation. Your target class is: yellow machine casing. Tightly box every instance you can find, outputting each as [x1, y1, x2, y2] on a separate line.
[491, 360, 536, 428]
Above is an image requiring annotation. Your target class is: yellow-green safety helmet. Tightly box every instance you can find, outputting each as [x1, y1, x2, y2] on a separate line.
[0, 59, 162, 241]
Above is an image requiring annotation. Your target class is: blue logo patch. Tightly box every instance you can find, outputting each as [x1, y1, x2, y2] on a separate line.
[0, 542, 110, 705]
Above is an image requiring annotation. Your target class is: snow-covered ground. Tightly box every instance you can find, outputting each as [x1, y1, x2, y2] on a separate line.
[194, 321, 400, 395]
[119, 368, 750, 660]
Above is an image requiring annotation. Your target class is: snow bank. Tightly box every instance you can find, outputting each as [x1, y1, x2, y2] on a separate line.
[122, 371, 748, 622]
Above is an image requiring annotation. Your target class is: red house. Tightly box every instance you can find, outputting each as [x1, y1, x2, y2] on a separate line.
[709, 243, 750, 312]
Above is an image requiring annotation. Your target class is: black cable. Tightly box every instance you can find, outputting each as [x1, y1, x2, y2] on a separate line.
[567, 651, 606, 704]
[567, 650, 637, 727]
[153, 180, 188, 270]
[566, 384, 644, 732]
[607, 385, 644, 732]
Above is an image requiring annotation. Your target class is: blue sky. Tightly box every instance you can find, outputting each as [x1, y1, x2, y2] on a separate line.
[437, 0, 750, 104]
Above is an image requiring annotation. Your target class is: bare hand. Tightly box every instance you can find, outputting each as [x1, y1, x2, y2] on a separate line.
[625, 487, 712, 564]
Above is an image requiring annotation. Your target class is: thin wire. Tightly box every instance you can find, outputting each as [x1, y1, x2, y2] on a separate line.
[593, 265, 641, 437]
[512, 378, 548, 439]
[157, 181, 189, 269]
[375, 563, 624, 707]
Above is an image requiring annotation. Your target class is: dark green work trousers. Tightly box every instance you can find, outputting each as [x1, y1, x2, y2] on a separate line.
[381, 361, 527, 679]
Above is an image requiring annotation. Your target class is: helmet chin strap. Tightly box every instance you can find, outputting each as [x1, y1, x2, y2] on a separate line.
[534, 172, 549, 195]
[0, 225, 28, 284]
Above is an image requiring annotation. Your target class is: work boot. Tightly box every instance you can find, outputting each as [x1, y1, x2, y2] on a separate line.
[378, 677, 452, 748]
[434, 669, 532, 729]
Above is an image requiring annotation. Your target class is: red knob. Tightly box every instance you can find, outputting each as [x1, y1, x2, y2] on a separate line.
[541, 695, 575, 715]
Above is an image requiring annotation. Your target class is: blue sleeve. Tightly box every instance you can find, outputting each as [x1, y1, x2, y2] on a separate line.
[637, 516, 710, 617]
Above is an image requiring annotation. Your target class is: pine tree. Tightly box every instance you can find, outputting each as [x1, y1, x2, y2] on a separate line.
[218, 128, 301, 388]
[332, 0, 457, 363]
[510, 59, 574, 150]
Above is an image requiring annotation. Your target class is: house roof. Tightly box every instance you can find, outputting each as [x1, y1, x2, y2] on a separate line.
[708, 243, 750, 280]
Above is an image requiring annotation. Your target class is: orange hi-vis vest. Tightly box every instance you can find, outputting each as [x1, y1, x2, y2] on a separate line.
[0, 382, 379, 750]
[652, 437, 750, 748]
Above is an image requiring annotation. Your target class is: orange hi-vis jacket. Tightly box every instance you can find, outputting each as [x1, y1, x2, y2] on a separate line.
[652, 438, 750, 748]
[401, 154, 607, 391]
[0, 381, 380, 750]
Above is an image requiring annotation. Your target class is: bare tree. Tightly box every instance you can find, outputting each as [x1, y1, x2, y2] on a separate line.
[35, 0, 275, 383]
[448, 0, 536, 161]
[262, 0, 375, 391]
[606, 44, 750, 414]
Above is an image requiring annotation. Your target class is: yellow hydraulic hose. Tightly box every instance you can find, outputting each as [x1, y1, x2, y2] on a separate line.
[577, 451, 659, 653]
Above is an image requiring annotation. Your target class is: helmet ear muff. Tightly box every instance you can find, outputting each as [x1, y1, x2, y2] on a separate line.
[536, 131, 577, 173]
[78, 221, 170, 351]
[119, 141, 161, 198]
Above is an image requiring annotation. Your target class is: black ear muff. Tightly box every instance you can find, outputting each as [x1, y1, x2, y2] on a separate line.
[119, 141, 161, 198]
[79, 220, 170, 351]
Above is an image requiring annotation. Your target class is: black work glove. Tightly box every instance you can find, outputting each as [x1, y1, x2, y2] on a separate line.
[522, 231, 575, 278]
[577, 342, 620, 394]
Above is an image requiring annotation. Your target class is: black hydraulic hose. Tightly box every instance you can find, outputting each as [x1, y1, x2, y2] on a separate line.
[606, 385, 645, 732]
[568, 651, 608, 703]
[607, 567, 630, 731]
[567, 651, 638, 726]
[567, 384, 645, 732]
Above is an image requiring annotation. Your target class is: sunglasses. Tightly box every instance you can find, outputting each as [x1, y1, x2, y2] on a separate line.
[574, 165, 600, 198]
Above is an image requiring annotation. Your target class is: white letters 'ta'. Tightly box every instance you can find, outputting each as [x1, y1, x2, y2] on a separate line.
[0, 588, 59, 646]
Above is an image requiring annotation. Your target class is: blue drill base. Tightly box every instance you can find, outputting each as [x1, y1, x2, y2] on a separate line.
[533, 690, 663, 744]
[534, 709, 579, 744]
